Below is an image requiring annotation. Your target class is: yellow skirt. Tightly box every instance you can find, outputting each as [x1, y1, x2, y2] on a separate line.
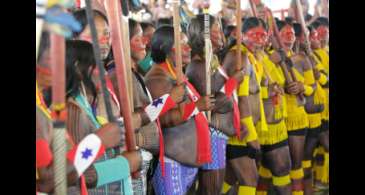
[307, 113, 322, 129]
[257, 120, 288, 145]
[285, 95, 309, 131]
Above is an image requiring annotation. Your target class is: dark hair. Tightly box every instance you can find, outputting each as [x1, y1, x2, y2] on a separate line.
[151, 25, 174, 63]
[315, 17, 329, 27]
[310, 21, 321, 30]
[242, 17, 267, 33]
[66, 40, 97, 106]
[129, 18, 140, 39]
[293, 22, 302, 37]
[305, 13, 312, 22]
[276, 20, 285, 31]
[140, 22, 155, 33]
[307, 25, 315, 34]
[276, 19, 293, 31]
[312, 17, 329, 30]
[72, 9, 108, 38]
[156, 17, 173, 28]
[285, 17, 294, 24]
[187, 14, 216, 57]
[224, 25, 236, 39]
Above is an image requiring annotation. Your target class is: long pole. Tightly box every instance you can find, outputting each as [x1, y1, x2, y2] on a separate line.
[85, 0, 115, 123]
[172, 0, 184, 84]
[51, 33, 67, 195]
[236, 0, 242, 71]
[104, 0, 137, 159]
[248, 0, 258, 17]
[203, 3, 211, 122]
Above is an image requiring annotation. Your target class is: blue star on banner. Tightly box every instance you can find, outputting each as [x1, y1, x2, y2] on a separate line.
[81, 148, 93, 160]
[152, 98, 163, 108]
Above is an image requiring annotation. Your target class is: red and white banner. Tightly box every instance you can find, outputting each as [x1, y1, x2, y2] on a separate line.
[144, 94, 176, 122]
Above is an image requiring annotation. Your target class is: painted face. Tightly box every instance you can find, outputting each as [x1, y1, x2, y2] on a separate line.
[279, 25, 296, 47]
[316, 25, 329, 45]
[243, 26, 268, 49]
[79, 15, 111, 60]
[130, 25, 147, 62]
[143, 26, 155, 50]
[310, 29, 321, 49]
[171, 33, 191, 66]
[210, 22, 223, 50]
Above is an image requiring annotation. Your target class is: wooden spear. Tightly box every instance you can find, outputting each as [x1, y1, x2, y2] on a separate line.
[294, 0, 320, 77]
[248, 0, 258, 18]
[203, 2, 212, 122]
[236, 0, 242, 71]
[171, 0, 184, 84]
[50, 33, 67, 195]
[85, 0, 115, 123]
[120, 0, 134, 110]
[104, 0, 137, 164]
[266, 8, 305, 103]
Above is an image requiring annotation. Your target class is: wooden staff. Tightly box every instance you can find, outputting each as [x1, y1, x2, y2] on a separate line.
[203, 3, 211, 122]
[236, 0, 242, 71]
[36, 19, 44, 62]
[217, 14, 226, 46]
[85, 0, 115, 123]
[171, 0, 184, 84]
[36, 1, 47, 62]
[248, 0, 258, 17]
[50, 33, 67, 195]
[294, 0, 319, 74]
[266, 9, 293, 83]
[120, 0, 134, 110]
[104, 0, 137, 162]
[266, 8, 305, 102]
[294, 0, 314, 54]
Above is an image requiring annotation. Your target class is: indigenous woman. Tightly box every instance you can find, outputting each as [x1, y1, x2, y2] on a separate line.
[233, 17, 291, 195]
[310, 18, 329, 189]
[268, 19, 312, 195]
[104, 18, 185, 194]
[72, 9, 148, 195]
[145, 25, 215, 195]
[222, 17, 272, 195]
[186, 14, 243, 195]
[65, 40, 141, 195]
[300, 25, 328, 195]
[36, 32, 128, 194]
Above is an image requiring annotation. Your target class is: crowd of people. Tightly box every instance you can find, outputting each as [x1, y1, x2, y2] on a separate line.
[36, 0, 329, 195]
